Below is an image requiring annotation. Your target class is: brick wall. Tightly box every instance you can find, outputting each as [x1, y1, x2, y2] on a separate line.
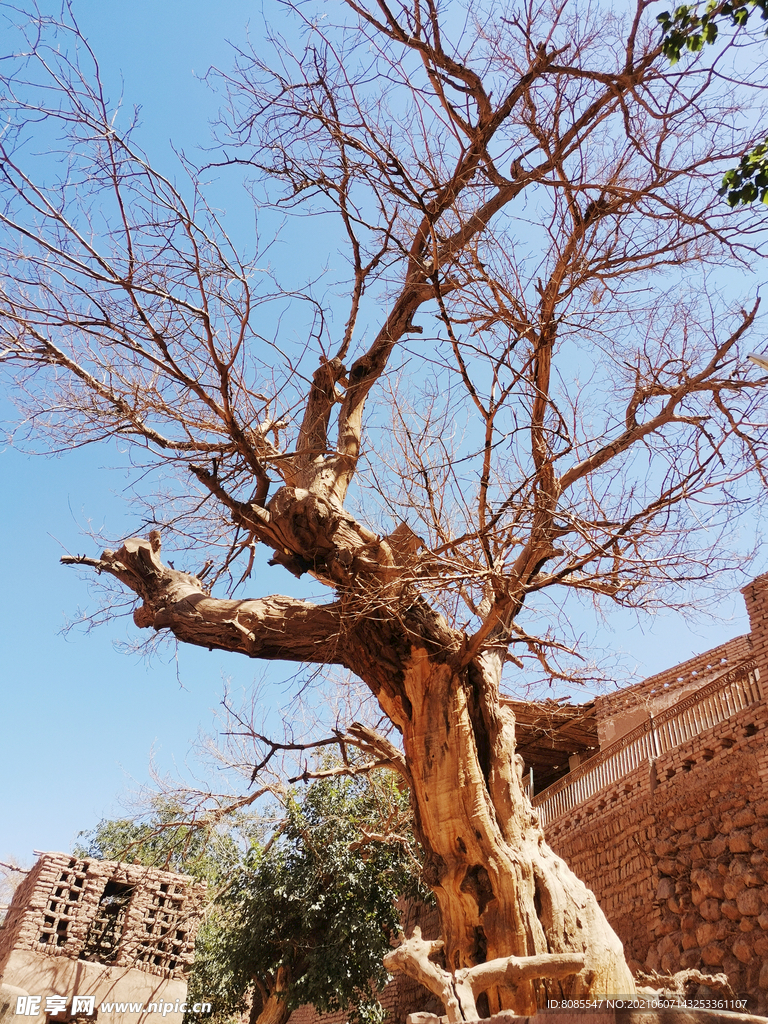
[742, 572, 768, 681]
[0, 853, 205, 982]
[594, 635, 753, 747]
[545, 697, 768, 1011]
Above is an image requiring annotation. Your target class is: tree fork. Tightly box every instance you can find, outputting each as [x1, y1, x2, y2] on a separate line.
[64, 535, 635, 1017]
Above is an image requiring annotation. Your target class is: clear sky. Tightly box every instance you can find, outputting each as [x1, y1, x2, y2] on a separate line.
[0, 0, 303, 865]
[0, 0, 761, 867]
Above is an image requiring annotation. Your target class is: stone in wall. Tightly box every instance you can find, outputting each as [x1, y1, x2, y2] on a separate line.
[545, 698, 768, 1014]
[642, 739, 768, 1007]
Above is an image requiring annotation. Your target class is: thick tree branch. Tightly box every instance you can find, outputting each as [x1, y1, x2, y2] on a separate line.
[295, 356, 348, 481]
[62, 535, 345, 665]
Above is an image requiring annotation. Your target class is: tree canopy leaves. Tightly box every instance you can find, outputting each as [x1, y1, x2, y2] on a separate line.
[74, 799, 247, 884]
[657, 0, 768, 204]
[186, 774, 427, 1024]
[76, 776, 427, 1024]
[720, 140, 768, 206]
[657, 0, 768, 61]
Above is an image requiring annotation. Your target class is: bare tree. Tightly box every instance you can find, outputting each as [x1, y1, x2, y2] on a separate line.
[2, 0, 768, 1015]
[0, 860, 30, 920]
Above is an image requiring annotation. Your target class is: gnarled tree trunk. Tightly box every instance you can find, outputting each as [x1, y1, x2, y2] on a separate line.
[70, 530, 634, 1019]
[9, 0, 767, 1018]
[359, 645, 634, 1017]
[250, 966, 292, 1024]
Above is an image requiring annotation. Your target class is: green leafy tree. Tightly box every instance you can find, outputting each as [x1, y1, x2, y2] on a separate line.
[657, 0, 768, 203]
[75, 777, 426, 1024]
[74, 798, 245, 884]
[657, 0, 768, 60]
[719, 140, 768, 206]
[186, 773, 427, 1024]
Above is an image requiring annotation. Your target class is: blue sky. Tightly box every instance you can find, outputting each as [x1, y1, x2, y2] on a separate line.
[0, 0, 761, 866]
[0, 0, 300, 864]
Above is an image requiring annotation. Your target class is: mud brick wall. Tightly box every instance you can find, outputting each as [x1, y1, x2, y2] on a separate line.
[545, 698, 768, 1011]
[0, 853, 205, 982]
[544, 762, 656, 967]
[743, 573, 768, 678]
[0, 857, 50, 967]
[286, 973, 415, 1024]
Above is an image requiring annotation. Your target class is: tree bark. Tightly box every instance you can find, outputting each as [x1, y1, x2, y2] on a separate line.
[384, 928, 586, 1023]
[13, 2, 767, 1017]
[360, 645, 635, 1017]
[63, 537, 346, 664]
[250, 967, 292, 1024]
[64, 533, 635, 1017]
[251, 993, 291, 1024]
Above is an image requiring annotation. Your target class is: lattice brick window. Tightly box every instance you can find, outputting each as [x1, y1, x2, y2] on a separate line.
[80, 880, 135, 963]
[136, 882, 189, 973]
[38, 861, 87, 950]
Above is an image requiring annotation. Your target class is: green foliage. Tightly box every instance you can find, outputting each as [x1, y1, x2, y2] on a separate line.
[656, 0, 768, 205]
[185, 773, 429, 1024]
[73, 798, 246, 885]
[719, 139, 768, 205]
[76, 777, 427, 1024]
[656, 0, 768, 63]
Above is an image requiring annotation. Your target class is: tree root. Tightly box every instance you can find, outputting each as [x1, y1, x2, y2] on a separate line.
[384, 927, 585, 1023]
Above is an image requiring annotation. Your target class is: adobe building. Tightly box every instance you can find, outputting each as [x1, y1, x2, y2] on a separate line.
[517, 572, 768, 1012]
[0, 853, 204, 1022]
